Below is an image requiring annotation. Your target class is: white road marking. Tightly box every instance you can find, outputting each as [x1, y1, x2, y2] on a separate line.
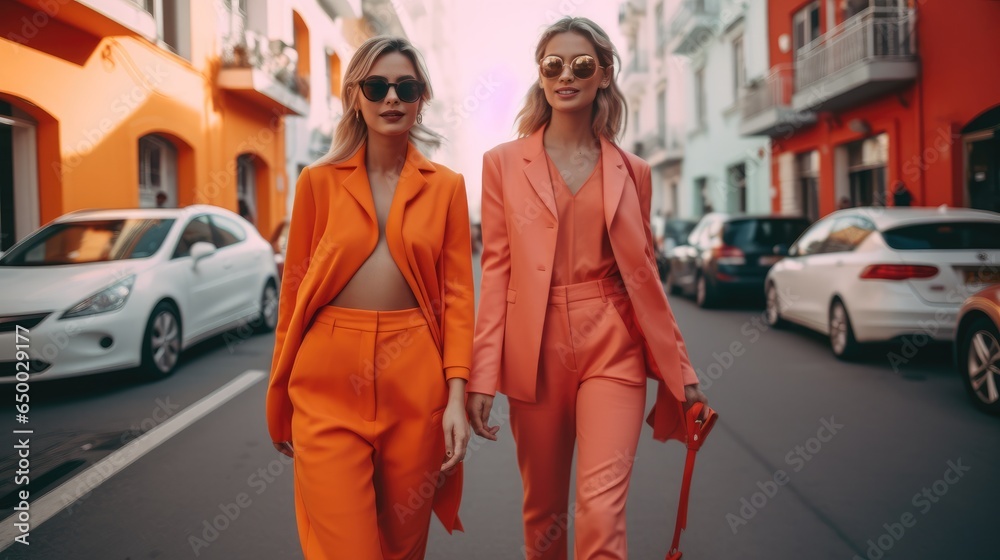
[0, 369, 267, 550]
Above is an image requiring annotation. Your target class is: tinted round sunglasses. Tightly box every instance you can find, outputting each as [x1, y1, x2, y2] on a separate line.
[358, 77, 426, 103]
[538, 54, 606, 80]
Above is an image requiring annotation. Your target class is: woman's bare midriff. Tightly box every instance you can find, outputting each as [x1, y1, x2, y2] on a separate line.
[328, 235, 420, 310]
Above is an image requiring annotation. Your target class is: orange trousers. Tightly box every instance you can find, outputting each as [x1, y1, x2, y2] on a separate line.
[510, 276, 648, 560]
[288, 306, 448, 560]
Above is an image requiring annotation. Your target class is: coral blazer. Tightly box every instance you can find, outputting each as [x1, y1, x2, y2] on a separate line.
[468, 128, 699, 441]
[266, 142, 474, 533]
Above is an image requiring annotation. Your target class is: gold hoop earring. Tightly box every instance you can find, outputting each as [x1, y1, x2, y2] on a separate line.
[416, 113, 423, 125]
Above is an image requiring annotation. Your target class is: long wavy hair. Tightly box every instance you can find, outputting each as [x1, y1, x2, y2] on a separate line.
[314, 36, 441, 166]
[515, 17, 628, 141]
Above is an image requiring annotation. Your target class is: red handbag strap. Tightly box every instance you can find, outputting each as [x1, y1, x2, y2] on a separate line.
[667, 403, 718, 560]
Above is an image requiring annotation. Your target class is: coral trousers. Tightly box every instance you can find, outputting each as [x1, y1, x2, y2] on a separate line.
[510, 276, 648, 560]
[287, 306, 448, 560]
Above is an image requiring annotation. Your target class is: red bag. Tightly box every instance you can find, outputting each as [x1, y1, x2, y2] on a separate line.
[666, 402, 718, 560]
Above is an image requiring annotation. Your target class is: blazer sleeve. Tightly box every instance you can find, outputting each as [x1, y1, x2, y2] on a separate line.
[266, 168, 316, 443]
[468, 151, 510, 396]
[441, 175, 475, 381]
[637, 160, 699, 387]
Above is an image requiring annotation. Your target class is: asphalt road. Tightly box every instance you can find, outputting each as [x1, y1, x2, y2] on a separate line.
[2, 271, 997, 559]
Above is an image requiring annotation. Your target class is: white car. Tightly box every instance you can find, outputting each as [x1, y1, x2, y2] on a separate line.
[764, 206, 1000, 359]
[0, 206, 279, 382]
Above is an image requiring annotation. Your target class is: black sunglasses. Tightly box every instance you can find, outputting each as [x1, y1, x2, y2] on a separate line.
[539, 55, 605, 80]
[358, 77, 426, 103]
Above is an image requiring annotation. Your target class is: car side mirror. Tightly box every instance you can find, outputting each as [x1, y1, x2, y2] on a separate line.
[785, 244, 799, 257]
[773, 243, 790, 256]
[189, 241, 217, 263]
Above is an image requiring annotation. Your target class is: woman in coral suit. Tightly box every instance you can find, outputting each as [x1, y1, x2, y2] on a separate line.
[266, 36, 474, 560]
[466, 17, 708, 560]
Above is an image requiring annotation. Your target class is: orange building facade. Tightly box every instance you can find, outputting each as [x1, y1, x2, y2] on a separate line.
[738, 0, 1000, 221]
[0, 0, 324, 251]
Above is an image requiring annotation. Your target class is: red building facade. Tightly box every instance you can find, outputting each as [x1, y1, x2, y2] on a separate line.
[739, 0, 1000, 221]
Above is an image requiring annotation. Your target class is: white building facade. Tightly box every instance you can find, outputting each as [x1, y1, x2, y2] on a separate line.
[621, 0, 773, 219]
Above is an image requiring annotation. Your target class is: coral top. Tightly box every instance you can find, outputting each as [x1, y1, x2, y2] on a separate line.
[547, 153, 620, 286]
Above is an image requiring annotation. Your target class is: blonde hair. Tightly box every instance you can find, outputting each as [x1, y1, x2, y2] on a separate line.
[314, 36, 441, 166]
[515, 17, 628, 141]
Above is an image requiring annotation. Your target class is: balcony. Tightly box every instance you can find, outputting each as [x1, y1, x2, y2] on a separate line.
[792, 6, 917, 112]
[669, 0, 720, 55]
[618, 0, 647, 36]
[317, 0, 362, 20]
[638, 128, 684, 167]
[12, 0, 156, 39]
[217, 30, 309, 116]
[739, 64, 817, 137]
[620, 54, 649, 98]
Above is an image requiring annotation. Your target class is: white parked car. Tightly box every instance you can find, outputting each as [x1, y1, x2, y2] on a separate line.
[764, 206, 1000, 359]
[0, 206, 279, 382]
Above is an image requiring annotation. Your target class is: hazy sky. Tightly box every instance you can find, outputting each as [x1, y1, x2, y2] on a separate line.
[428, 0, 625, 214]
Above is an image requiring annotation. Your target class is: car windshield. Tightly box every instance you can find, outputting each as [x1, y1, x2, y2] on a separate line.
[0, 218, 176, 266]
[882, 221, 1000, 250]
[723, 219, 810, 248]
[664, 220, 697, 243]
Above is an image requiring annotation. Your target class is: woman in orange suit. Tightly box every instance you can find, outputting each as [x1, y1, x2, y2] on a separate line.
[466, 17, 708, 560]
[266, 36, 474, 560]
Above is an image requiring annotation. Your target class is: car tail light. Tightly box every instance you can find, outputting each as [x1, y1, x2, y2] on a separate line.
[713, 245, 746, 265]
[860, 264, 939, 280]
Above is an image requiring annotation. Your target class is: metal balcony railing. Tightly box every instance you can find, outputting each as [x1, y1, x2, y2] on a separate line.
[670, 0, 721, 38]
[221, 30, 308, 98]
[742, 64, 794, 119]
[795, 6, 916, 92]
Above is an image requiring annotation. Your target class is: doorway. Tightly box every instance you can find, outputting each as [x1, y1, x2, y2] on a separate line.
[0, 102, 40, 252]
[964, 106, 1000, 213]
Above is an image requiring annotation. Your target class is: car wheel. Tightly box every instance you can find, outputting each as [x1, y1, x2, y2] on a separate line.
[958, 317, 1000, 415]
[696, 273, 715, 308]
[829, 299, 861, 360]
[765, 283, 786, 328]
[141, 302, 181, 379]
[255, 280, 279, 334]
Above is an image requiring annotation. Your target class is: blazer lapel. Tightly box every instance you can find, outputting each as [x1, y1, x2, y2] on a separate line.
[521, 128, 557, 219]
[601, 135, 628, 229]
[335, 144, 377, 225]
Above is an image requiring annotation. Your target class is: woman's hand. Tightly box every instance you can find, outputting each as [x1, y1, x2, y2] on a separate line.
[441, 400, 470, 472]
[273, 441, 294, 457]
[466, 393, 500, 441]
[683, 383, 708, 415]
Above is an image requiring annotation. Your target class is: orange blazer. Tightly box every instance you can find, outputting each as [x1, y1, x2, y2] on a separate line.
[266, 142, 474, 533]
[468, 128, 699, 441]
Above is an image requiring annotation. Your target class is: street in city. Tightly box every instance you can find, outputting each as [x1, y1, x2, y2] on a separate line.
[2, 263, 996, 559]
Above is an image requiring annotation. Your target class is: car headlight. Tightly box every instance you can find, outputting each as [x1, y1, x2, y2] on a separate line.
[61, 276, 136, 319]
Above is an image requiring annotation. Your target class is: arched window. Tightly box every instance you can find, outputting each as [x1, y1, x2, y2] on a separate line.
[237, 153, 257, 225]
[139, 134, 178, 208]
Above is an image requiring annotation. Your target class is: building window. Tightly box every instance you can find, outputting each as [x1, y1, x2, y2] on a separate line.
[237, 154, 257, 225]
[139, 135, 178, 208]
[796, 151, 820, 222]
[793, 1, 821, 53]
[846, 133, 889, 207]
[694, 68, 706, 128]
[696, 177, 712, 214]
[328, 52, 342, 99]
[655, 1, 667, 54]
[292, 11, 311, 99]
[727, 163, 747, 213]
[732, 35, 745, 103]
[148, 0, 191, 60]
